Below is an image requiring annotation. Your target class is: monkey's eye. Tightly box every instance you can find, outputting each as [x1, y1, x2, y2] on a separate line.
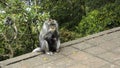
[50, 23, 56, 26]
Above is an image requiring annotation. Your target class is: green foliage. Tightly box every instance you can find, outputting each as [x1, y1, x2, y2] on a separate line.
[0, 0, 49, 61]
[85, 0, 115, 12]
[76, 2, 120, 37]
[101, 2, 120, 28]
[40, 0, 85, 30]
[0, 0, 120, 61]
[60, 28, 80, 42]
[76, 10, 104, 36]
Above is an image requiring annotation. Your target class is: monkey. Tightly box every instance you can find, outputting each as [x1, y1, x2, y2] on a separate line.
[32, 19, 60, 55]
[4, 16, 18, 39]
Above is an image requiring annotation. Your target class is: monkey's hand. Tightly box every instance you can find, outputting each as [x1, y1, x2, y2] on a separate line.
[44, 32, 53, 40]
[52, 38, 57, 41]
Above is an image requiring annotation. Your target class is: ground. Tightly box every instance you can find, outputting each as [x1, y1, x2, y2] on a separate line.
[0, 27, 120, 68]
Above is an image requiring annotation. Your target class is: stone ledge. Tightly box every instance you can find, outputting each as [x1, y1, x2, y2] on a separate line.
[61, 27, 120, 48]
[0, 52, 41, 67]
[0, 27, 120, 67]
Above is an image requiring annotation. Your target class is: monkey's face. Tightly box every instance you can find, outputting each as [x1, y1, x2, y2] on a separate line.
[48, 23, 57, 32]
[49, 26, 56, 32]
[4, 17, 13, 25]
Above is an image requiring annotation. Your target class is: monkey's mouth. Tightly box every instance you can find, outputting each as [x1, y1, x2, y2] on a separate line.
[49, 28, 56, 32]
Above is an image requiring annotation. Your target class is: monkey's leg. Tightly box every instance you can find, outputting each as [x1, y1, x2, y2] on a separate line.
[32, 40, 49, 53]
[43, 40, 53, 55]
[44, 40, 49, 52]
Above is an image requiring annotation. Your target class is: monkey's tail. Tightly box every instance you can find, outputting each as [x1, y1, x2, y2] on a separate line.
[32, 47, 41, 52]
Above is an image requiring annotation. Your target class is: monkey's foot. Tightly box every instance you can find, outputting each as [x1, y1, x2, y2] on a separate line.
[56, 49, 60, 53]
[46, 52, 53, 55]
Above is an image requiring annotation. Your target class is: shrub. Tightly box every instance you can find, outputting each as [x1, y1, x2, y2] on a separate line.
[76, 3, 120, 37]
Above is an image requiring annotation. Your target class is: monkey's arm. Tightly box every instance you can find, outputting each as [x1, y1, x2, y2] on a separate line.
[44, 31, 53, 40]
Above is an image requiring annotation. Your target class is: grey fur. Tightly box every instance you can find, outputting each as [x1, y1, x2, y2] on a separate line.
[32, 19, 60, 54]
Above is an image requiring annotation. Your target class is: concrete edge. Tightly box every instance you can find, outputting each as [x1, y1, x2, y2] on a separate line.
[0, 52, 41, 67]
[60, 27, 120, 47]
[0, 27, 120, 67]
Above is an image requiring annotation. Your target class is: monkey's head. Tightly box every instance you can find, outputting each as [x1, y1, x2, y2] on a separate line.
[48, 19, 58, 33]
[4, 16, 13, 25]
